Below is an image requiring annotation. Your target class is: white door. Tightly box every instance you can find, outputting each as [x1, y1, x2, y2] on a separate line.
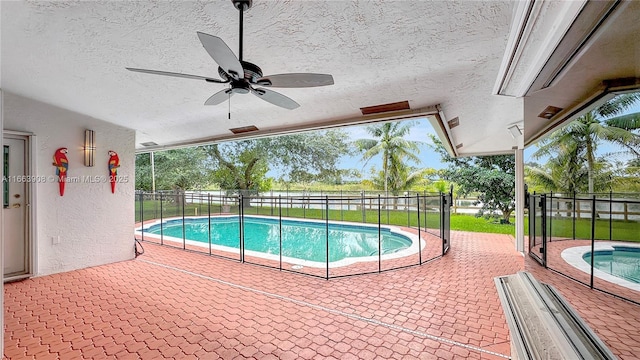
[3, 135, 30, 280]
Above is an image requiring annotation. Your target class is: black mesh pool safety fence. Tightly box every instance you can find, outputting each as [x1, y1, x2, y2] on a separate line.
[527, 192, 640, 305]
[135, 190, 452, 279]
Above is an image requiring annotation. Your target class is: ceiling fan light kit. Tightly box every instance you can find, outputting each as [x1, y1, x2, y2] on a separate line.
[126, 0, 334, 110]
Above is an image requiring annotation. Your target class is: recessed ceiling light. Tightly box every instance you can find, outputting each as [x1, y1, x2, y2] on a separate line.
[538, 106, 563, 119]
[507, 124, 522, 138]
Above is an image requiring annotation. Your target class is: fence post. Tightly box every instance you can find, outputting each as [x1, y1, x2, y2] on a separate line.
[378, 195, 382, 273]
[208, 193, 212, 255]
[326, 195, 329, 280]
[159, 192, 163, 245]
[239, 194, 244, 263]
[140, 192, 145, 242]
[417, 194, 422, 265]
[439, 192, 443, 240]
[572, 191, 578, 240]
[549, 191, 553, 243]
[541, 194, 547, 267]
[590, 195, 596, 289]
[624, 202, 628, 221]
[182, 192, 186, 250]
[279, 195, 282, 271]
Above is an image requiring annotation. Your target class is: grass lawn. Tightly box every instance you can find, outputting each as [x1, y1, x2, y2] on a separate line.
[450, 214, 516, 235]
[543, 216, 639, 242]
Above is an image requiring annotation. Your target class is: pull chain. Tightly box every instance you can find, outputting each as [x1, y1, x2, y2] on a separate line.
[228, 92, 231, 120]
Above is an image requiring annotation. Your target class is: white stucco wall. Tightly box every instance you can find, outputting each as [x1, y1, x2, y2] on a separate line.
[2, 92, 135, 275]
[1, 89, 5, 354]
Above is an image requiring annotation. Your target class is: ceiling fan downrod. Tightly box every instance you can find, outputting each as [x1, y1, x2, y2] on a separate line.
[233, 0, 252, 62]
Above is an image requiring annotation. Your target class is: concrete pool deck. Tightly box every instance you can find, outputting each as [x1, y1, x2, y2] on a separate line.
[4, 231, 640, 359]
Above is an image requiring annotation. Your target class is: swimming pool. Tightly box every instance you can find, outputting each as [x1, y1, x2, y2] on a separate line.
[138, 216, 420, 267]
[561, 243, 640, 291]
[583, 246, 640, 284]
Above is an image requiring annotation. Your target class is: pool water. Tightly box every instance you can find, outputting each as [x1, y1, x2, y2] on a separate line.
[144, 216, 413, 263]
[583, 246, 640, 284]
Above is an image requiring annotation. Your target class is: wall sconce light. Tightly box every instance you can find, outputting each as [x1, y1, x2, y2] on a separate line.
[84, 129, 96, 167]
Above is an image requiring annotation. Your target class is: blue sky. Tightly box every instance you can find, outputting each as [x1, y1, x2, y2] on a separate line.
[337, 118, 445, 174]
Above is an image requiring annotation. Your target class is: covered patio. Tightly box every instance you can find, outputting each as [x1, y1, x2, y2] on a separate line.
[3, 0, 640, 357]
[4, 231, 640, 359]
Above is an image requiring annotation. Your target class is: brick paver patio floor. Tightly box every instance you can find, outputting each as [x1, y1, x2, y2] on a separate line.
[4, 231, 639, 359]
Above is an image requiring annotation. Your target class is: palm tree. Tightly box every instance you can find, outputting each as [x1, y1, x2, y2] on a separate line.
[526, 145, 587, 195]
[354, 122, 421, 194]
[533, 93, 640, 194]
[370, 164, 429, 209]
[605, 109, 640, 158]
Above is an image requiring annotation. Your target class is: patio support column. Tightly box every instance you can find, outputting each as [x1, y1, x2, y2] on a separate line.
[515, 147, 525, 253]
[1, 88, 5, 354]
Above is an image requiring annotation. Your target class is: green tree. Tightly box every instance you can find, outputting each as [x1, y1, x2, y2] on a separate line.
[430, 135, 515, 223]
[354, 122, 421, 193]
[608, 159, 640, 192]
[206, 130, 350, 207]
[135, 147, 209, 191]
[525, 138, 587, 194]
[369, 164, 430, 209]
[206, 143, 271, 206]
[533, 93, 640, 194]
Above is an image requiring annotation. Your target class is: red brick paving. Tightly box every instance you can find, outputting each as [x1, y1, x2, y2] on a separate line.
[3, 230, 638, 359]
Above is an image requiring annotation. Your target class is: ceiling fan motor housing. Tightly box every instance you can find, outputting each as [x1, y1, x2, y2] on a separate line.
[232, 0, 252, 11]
[231, 80, 251, 94]
[219, 60, 263, 93]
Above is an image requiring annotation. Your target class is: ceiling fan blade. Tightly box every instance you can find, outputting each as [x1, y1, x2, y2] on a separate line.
[251, 88, 300, 110]
[126, 68, 228, 83]
[197, 32, 244, 81]
[255, 73, 334, 88]
[205, 88, 233, 105]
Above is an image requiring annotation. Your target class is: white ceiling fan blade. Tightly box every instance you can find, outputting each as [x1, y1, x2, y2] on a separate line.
[205, 88, 233, 105]
[251, 88, 300, 110]
[126, 68, 227, 83]
[256, 73, 334, 88]
[197, 32, 244, 81]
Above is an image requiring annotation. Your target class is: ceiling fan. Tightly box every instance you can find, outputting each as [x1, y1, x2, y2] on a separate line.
[126, 0, 334, 110]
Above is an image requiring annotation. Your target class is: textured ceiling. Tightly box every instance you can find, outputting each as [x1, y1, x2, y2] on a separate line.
[1, 0, 522, 154]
